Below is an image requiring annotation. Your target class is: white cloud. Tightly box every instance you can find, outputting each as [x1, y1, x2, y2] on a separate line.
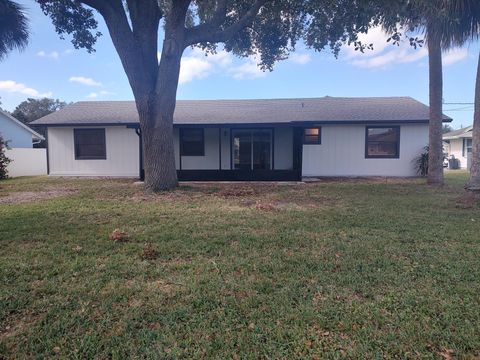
[86, 90, 115, 99]
[351, 47, 428, 68]
[69, 76, 102, 87]
[343, 26, 469, 69]
[442, 48, 468, 66]
[178, 48, 269, 84]
[0, 80, 52, 98]
[228, 57, 266, 79]
[179, 56, 214, 84]
[179, 49, 233, 84]
[289, 53, 312, 65]
[344, 26, 429, 69]
[37, 50, 60, 60]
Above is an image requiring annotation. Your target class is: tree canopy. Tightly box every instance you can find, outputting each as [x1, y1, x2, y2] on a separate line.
[12, 98, 67, 124]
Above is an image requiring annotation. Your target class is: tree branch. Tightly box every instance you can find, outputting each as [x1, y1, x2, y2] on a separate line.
[81, 0, 154, 96]
[184, 0, 267, 46]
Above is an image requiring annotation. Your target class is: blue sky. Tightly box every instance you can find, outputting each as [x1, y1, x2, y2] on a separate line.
[0, 1, 478, 129]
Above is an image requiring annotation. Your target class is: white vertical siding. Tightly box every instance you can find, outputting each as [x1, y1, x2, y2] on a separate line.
[5, 148, 47, 177]
[302, 124, 429, 177]
[448, 138, 468, 168]
[48, 126, 139, 177]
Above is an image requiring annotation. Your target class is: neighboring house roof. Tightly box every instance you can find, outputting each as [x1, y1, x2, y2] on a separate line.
[0, 109, 45, 140]
[30, 96, 453, 127]
[443, 125, 473, 140]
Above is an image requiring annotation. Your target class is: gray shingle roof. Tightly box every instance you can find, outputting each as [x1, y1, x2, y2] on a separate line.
[443, 125, 472, 140]
[30, 96, 452, 126]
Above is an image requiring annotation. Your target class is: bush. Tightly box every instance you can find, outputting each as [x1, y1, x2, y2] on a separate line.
[414, 146, 429, 177]
[0, 135, 12, 180]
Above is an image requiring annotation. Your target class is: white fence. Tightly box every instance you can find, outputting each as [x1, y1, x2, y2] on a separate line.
[5, 148, 47, 177]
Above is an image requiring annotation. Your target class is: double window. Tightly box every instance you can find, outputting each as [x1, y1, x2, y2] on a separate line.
[463, 138, 472, 157]
[180, 128, 204, 156]
[303, 127, 321, 144]
[365, 126, 400, 158]
[74, 128, 106, 160]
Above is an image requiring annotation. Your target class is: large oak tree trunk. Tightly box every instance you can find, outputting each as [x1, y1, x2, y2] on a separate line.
[427, 37, 444, 186]
[139, 38, 184, 192]
[467, 52, 480, 191]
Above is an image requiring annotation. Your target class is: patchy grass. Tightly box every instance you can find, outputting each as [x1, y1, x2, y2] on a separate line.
[0, 172, 479, 359]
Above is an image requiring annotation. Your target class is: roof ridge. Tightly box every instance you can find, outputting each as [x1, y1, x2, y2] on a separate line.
[73, 95, 414, 105]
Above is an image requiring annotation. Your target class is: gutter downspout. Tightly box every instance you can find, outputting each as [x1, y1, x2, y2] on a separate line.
[134, 128, 145, 181]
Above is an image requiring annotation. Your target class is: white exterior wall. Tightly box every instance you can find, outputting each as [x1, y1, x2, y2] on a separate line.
[448, 138, 468, 168]
[302, 124, 429, 177]
[48, 126, 139, 177]
[5, 148, 47, 177]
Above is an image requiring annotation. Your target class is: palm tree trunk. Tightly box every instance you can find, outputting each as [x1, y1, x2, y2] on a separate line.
[427, 36, 444, 186]
[467, 52, 480, 191]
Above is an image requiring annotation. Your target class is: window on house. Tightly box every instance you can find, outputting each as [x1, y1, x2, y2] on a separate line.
[365, 126, 400, 158]
[303, 127, 321, 144]
[180, 128, 204, 156]
[74, 128, 106, 160]
[463, 138, 472, 157]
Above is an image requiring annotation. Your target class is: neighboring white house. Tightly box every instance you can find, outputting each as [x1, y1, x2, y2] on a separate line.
[443, 126, 472, 169]
[30, 96, 452, 181]
[0, 109, 47, 177]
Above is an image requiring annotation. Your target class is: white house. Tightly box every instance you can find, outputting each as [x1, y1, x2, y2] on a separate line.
[30, 96, 452, 181]
[443, 126, 472, 169]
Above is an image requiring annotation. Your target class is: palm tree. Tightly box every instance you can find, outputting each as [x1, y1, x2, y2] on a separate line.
[412, 0, 480, 187]
[0, 0, 29, 60]
[440, 1, 480, 190]
[380, 1, 448, 185]
[469, 54, 480, 191]
[382, 0, 479, 186]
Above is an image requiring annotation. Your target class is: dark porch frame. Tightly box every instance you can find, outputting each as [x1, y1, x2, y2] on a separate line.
[131, 124, 304, 182]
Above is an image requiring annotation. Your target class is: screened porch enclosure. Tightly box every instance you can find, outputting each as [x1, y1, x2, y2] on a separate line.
[173, 126, 302, 181]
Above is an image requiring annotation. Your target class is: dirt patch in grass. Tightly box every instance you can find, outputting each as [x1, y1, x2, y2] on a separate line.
[0, 188, 77, 204]
[303, 176, 422, 184]
[455, 192, 480, 209]
[0, 311, 44, 341]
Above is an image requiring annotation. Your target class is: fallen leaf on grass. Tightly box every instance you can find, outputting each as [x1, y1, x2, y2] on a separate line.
[109, 229, 129, 242]
[254, 202, 276, 211]
[438, 348, 454, 360]
[142, 243, 157, 260]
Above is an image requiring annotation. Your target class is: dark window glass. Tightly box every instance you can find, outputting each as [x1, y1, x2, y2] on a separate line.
[303, 127, 321, 144]
[464, 139, 472, 156]
[365, 127, 400, 158]
[74, 128, 106, 160]
[180, 128, 204, 156]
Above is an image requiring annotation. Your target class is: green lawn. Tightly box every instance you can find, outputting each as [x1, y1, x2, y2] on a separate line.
[0, 172, 479, 359]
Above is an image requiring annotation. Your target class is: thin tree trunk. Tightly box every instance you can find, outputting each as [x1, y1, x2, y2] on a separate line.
[140, 38, 184, 192]
[427, 36, 444, 186]
[467, 52, 480, 191]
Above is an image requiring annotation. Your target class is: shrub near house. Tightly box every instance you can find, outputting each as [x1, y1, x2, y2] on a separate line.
[0, 134, 12, 179]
